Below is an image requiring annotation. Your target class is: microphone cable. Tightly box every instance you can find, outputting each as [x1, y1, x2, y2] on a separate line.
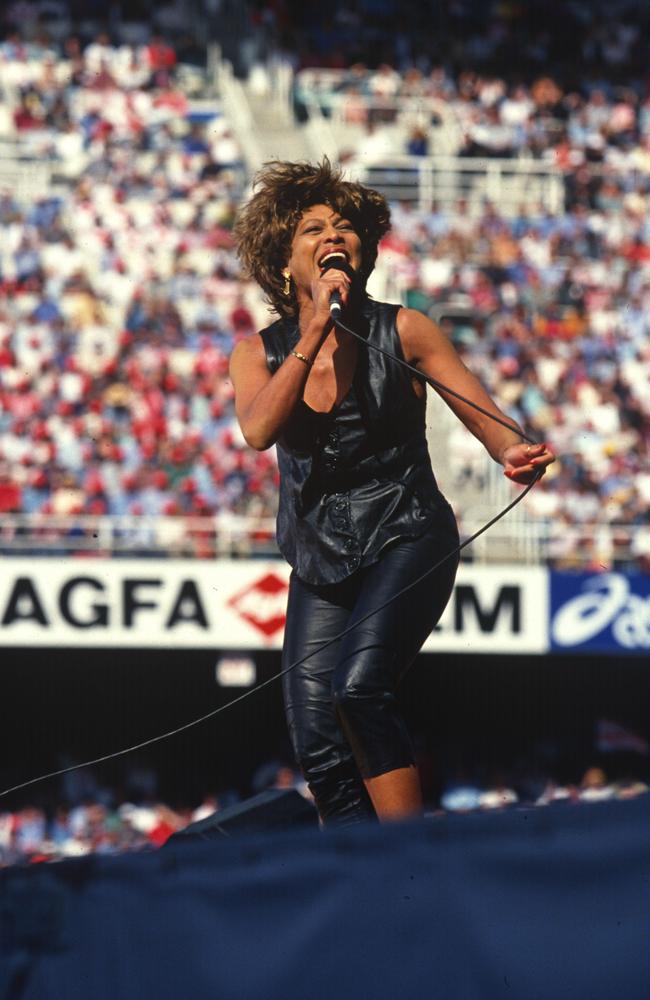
[333, 311, 540, 445]
[0, 312, 546, 800]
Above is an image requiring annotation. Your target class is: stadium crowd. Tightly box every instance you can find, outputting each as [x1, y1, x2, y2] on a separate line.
[381, 187, 650, 569]
[2, 757, 647, 867]
[0, 3, 646, 569]
[262, 0, 650, 89]
[0, 755, 310, 866]
[0, 21, 280, 539]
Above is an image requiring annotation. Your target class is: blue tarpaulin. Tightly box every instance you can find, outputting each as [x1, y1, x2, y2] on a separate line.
[1, 796, 649, 999]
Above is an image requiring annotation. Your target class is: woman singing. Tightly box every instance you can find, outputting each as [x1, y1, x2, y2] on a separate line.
[230, 160, 554, 827]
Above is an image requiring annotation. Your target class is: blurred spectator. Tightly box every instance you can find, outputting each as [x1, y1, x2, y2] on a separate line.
[578, 766, 616, 803]
[405, 125, 428, 156]
[251, 759, 311, 801]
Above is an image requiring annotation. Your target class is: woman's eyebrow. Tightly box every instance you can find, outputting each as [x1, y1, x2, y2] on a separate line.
[299, 216, 328, 228]
[299, 214, 349, 230]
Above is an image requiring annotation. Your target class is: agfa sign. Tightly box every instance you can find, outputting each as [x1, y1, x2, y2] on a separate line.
[0, 560, 291, 649]
[0, 560, 548, 653]
[227, 571, 289, 639]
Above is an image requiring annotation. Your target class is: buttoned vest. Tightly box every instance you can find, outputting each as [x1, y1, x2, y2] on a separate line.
[260, 299, 449, 584]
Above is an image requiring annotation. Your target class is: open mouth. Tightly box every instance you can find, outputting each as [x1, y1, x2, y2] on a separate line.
[318, 250, 350, 269]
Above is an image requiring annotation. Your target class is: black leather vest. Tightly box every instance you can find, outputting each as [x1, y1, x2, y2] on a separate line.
[260, 299, 449, 584]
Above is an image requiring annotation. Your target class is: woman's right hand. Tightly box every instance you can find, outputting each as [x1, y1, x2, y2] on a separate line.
[309, 266, 352, 326]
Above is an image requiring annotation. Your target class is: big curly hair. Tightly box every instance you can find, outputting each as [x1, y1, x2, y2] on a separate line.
[234, 159, 391, 317]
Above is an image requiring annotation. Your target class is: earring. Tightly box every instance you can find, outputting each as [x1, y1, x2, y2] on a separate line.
[282, 270, 291, 296]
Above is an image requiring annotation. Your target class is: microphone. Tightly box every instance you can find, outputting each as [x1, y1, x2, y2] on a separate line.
[329, 289, 343, 319]
[320, 254, 354, 320]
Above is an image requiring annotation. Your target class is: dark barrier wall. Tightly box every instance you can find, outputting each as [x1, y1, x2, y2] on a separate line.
[3, 648, 649, 808]
[1, 796, 649, 1000]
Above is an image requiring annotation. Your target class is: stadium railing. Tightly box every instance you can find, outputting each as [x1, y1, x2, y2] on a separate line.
[0, 513, 642, 566]
[348, 155, 565, 216]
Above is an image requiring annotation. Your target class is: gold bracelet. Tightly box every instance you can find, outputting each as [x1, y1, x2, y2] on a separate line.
[290, 350, 312, 367]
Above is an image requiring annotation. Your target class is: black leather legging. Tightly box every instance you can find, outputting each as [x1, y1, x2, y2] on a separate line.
[282, 513, 459, 827]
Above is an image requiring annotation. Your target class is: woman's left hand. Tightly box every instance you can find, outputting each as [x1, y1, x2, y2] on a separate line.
[502, 441, 556, 484]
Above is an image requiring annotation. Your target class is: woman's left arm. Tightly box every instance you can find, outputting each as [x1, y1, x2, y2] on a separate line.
[397, 308, 556, 484]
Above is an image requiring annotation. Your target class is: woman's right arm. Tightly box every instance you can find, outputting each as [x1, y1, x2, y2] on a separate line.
[229, 322, 325, 451]
[230, 268, 351, 450]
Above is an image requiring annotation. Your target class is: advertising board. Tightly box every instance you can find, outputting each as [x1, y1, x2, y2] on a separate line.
[0, 559, 547, 653]
[550, 571, 650, 654]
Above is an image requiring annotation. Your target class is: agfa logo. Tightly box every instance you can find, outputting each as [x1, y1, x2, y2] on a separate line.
[227, 572, 289, 639]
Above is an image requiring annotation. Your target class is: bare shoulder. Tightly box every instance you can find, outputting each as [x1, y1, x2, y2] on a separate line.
[229, 333, 267, 380]
[396, 306, 438, 333]
[396, 307, 446, 364]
